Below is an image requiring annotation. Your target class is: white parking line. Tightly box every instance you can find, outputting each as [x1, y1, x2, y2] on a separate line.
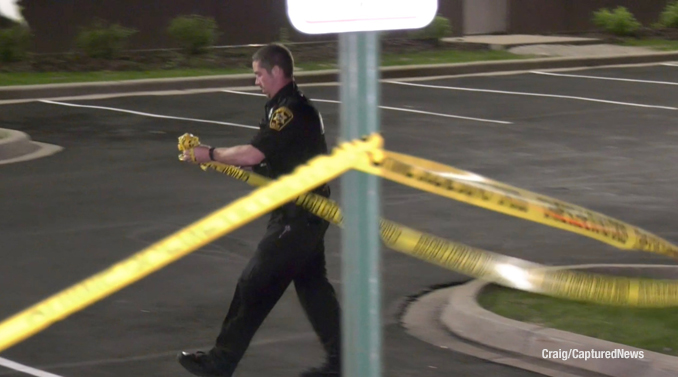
[222, 89, 512, 125]
[0, 86, 268, 106]
[661, 62, 678, 67]
[0, 357, 63, 377]
[222, 90, 269, 98]
[531, 70, 678, 85]
[39, 100, 258, 129]
[384, 80, 677, 111]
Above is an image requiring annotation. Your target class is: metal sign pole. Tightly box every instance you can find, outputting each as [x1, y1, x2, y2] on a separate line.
[339, 31, 382, 377]
[287, 3, 435, 376]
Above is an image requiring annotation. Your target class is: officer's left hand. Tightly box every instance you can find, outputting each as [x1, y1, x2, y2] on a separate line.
[180, 145, 212, 164]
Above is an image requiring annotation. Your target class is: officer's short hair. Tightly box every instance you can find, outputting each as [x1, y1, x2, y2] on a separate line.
[252, 43, 294, 78]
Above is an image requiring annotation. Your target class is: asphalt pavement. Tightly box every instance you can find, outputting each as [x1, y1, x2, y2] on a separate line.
[1, 63, 678, 377]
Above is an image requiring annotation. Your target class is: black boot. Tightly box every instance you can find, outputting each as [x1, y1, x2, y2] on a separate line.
[177, 349, 236, 377]
[300, 355, 340, 377]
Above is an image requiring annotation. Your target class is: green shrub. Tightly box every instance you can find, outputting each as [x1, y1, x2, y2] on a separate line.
[408, 15, 453, 44]
[0, 24, 31, 63]
[76, 19, 137, 59]
[660, 1, 678, 28]
[167, 14, 218, 55]
[592, 6, 641, 36]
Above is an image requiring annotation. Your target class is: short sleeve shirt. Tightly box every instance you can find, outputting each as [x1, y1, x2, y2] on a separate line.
[250, 81, 330, 196]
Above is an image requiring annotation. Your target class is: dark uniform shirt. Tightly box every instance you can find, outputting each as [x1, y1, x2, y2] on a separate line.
[250, 81, 330, 221]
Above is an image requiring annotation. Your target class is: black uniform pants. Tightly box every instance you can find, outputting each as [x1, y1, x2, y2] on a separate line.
[213, 212, 341, 366]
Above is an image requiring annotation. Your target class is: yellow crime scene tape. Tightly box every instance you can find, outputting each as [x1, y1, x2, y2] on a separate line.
[356, 150, 678, 259]
[178, 133, 678, 309]
[2, 131, 678, 354]
[0, 135, 382, 354]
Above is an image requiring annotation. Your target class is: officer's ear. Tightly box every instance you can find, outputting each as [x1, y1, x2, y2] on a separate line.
[271, 65, 283, 79]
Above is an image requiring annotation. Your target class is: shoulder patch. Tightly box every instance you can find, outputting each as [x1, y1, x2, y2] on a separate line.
[270, 107, 294, 131]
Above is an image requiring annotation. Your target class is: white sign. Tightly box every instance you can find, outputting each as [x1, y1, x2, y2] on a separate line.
[0, 0, 26, 24]
[287, 0, 438, 34]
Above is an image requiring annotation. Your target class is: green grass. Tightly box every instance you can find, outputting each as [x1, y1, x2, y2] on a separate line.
[478, 284, 678, 356]
[0, 49, 527, 87]
[618, 38, 678, 51]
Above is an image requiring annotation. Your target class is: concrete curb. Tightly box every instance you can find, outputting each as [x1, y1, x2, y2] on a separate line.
[0, 128, 41, 159]
[2, 51, 678, 101]
[441, 35, 605, 50]
[441, 265, 678, 377]
[400, 284, 595, 377]
[0, 128, 63, 164]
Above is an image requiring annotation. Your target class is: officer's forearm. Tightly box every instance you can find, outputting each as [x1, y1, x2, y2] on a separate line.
[212, 144, 265, 166]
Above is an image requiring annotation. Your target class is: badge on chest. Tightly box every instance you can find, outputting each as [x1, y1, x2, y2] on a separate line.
[270, 107, 294, 131]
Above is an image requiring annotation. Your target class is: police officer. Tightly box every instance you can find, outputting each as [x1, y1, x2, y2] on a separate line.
[178, 43, 341, 377]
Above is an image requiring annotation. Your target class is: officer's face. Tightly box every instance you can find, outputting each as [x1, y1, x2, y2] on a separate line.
[253, 61, 282, 98]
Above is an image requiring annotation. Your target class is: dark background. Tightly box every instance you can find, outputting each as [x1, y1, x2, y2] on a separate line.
[5, 0, 674, 54]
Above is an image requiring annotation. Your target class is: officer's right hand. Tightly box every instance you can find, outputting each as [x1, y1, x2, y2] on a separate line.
[180, 145, 212, 164]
